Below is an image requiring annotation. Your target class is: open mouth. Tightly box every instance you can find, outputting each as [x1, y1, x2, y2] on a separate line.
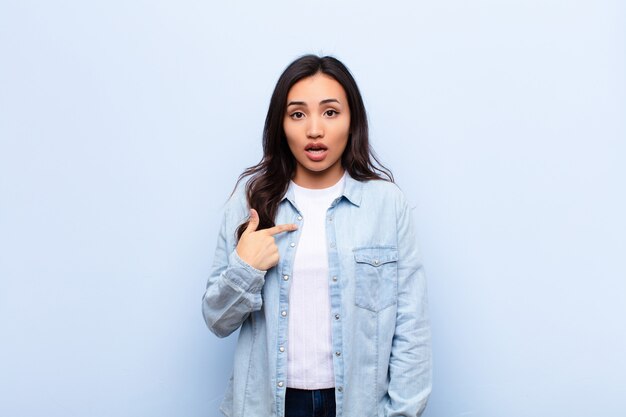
[305, 143, 328, 154]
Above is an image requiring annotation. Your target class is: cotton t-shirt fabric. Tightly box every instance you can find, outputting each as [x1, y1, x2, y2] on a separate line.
[287, 173, 346, 389]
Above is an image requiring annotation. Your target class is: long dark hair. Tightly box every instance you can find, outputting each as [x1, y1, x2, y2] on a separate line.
[234, 54, 393, 240]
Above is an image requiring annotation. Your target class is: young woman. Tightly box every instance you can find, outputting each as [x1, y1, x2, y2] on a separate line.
[202, 54, 431, 417]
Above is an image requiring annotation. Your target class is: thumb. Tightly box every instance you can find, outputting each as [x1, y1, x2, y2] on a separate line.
[243, 208, 259, 235]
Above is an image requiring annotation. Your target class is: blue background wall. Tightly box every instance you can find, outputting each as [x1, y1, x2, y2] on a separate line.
[1, 1, 624, 416]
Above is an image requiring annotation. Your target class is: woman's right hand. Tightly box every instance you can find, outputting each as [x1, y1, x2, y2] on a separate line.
[236, 208, 298, 271]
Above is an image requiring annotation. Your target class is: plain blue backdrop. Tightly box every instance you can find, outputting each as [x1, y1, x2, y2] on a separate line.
[1, 1, 625, 416]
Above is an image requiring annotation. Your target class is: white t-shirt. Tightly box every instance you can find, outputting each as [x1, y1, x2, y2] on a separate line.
[286, 172, 346, 389]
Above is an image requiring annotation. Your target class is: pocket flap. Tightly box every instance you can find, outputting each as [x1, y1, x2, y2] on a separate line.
[353, 247, 398, 266]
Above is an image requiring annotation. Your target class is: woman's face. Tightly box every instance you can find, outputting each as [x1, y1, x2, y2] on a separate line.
[283, 72, 351, 189]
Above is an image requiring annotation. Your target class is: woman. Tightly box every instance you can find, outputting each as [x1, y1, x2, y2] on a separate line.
[202, 54, 431, 417]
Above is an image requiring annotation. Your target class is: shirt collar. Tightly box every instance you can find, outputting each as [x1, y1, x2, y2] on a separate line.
[281, 171, 362, 208]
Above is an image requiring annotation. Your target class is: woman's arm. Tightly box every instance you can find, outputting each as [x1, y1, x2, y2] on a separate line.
[201, 202, 297, 338]
[385, 193, 433, 416]
[201, 206, 266, 338]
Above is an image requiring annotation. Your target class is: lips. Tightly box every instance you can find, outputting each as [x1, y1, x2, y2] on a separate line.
[305, 143, 328, 152]
[304, 142, 328, 161]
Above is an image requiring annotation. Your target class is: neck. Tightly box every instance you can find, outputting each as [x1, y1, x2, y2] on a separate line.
[292, 166, 345, 189]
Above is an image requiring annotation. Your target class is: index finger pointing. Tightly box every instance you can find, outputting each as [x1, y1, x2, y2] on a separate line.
[264, 223, 298, 236]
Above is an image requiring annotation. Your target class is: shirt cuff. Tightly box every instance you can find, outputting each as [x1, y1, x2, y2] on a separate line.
[225, 249, 267, 292]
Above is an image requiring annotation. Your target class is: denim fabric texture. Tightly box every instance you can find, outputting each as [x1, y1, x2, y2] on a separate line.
[202, 174, 432, 417]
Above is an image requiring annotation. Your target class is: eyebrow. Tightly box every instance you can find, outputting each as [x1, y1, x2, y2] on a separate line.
[286, 98, 341, 107]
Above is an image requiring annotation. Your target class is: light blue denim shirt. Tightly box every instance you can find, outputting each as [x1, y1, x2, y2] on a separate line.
[202, 174, 432, 417]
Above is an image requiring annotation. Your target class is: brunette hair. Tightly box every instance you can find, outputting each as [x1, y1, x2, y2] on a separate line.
[234, 54, 393, 240]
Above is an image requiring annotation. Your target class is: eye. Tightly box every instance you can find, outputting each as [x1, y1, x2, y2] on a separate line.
[290, 111, 305, 120]
[324, 109, 339, 117]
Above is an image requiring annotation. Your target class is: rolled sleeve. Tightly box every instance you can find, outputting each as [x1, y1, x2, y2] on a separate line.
[226, 249, 266, 293]
[202, 204, 266, 338]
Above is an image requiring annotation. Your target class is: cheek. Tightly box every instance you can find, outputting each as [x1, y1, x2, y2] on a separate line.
[282, 123, 296, 147]
[340, 116, 351, 137]
[338, 126, 351, 155]
[339, 123, 351, 146]
[283, 119, 302, 138]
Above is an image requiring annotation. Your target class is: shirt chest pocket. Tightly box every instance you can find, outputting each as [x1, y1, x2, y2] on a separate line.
[353, 247, 398, 312]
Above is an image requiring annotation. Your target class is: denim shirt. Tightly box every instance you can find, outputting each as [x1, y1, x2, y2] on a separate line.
[202, 174, 432, 417]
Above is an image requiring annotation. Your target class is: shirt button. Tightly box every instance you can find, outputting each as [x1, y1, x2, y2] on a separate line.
[334, 314, 340, 320]
[279, 346, 285, 352]
[283, 275, 289, 281]
[332, 276, 337, 282]
[278, 381, 284, 387]
[328, 216, 333, 222]
[290, 242, 296, 248]
[335, 351, 341, 356]
[330, 242, 335, 248]
[297, 215, 302, 221]
[281, 310, 287, 317]
[337, 386, 343, 392]
[374, 259, 379, 265]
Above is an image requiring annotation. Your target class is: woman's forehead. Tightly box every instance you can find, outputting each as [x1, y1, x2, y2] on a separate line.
[287, 73, 347, 103]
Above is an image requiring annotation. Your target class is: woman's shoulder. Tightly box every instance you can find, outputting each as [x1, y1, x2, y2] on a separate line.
[360, 178, 406, 200]
[222, 180, 249, 219]
[358, 178, 415, 215]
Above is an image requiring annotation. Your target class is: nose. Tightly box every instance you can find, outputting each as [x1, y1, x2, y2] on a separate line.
[306, 115, 324, 139]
